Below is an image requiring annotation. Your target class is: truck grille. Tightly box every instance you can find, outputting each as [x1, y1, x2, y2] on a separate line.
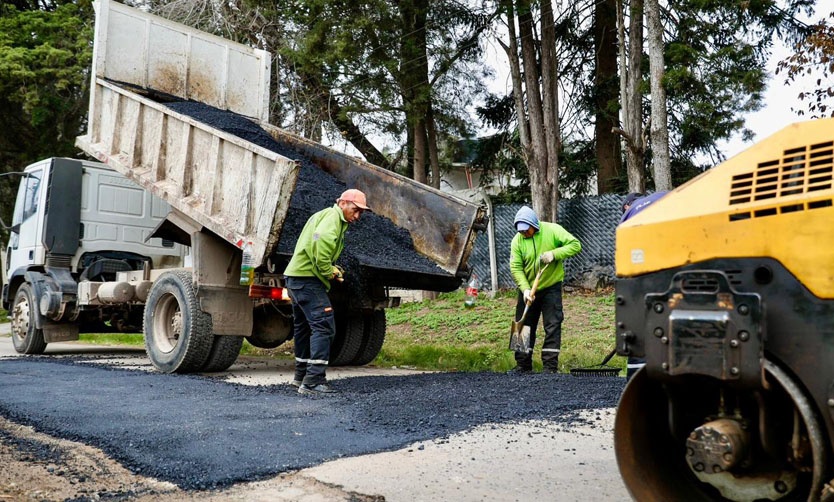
[728, 140, 833, 221]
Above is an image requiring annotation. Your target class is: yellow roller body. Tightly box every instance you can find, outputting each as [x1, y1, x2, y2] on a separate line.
[616, 117, 834, 298]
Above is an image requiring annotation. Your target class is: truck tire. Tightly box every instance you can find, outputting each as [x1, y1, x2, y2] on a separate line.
[10, 283, 47, 355]
[246, 305, 293, 349]
[143, 271, 213, 373]
[352, 310, 386, 366]
[201, 335, 244, 373]
[329, 311, 364, 366]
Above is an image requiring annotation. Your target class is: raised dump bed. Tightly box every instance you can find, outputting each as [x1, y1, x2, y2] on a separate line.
[66, 0, 485, 371]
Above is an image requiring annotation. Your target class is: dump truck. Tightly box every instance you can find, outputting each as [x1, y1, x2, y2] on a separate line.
[613, 117, 834, 501]
[1, 0, 485, 374]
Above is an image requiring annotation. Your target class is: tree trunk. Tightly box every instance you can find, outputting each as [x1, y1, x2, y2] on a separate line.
[398, 0, 434, 185]
[594, 0, 622, 194]
[517, 0, 550, 221]
[413, 118, 428, 184]
[540, 0, 560, 222]
[499, 0, 529, 153]
[426, 105, 441, 189]
[619, 0, 645, 193]
[646, 0, 672, 191]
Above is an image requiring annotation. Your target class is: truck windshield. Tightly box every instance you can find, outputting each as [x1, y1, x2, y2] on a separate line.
[12, 170, 42, 226]
[9, 170, 42, 249]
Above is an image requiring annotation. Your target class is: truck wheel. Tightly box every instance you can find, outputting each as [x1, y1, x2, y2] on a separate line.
[143, 271, 213, 373]
[329, 312, 364, 366]
[352, 310, 386, 366]
[246, 305, 293, 349]
[201, 335, 244, 373]
[10, 283, 47, 354]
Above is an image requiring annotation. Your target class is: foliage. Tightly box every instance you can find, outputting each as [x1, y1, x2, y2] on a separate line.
[777, 11, 834, 118]
[661, 0, 814, 170]
[476, 0, 817, 199]
[0, 1, 93, 243]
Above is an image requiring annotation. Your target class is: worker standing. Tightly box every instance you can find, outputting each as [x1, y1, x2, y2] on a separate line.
[508, 206, 582, 374]
[284, 189, 370, 395]
[619, 191, 668, 380]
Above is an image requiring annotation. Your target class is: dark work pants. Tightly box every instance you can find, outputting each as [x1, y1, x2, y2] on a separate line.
[514, 283, 564, 371]
[286, 276, 336, 386]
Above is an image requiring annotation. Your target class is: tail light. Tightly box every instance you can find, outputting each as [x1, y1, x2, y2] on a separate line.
[248, 284, 288, 301]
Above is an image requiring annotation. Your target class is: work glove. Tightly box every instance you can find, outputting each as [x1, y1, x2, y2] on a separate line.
[331, 265, 345, 282]
[539, 251, 554, 265]
[523, 289, 533, 303]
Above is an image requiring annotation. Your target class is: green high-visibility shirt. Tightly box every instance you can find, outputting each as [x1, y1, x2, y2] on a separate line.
[284, 204, 347, 291]
[509, 221, 582, 291]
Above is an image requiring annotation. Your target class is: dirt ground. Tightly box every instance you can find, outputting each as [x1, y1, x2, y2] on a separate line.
[0, 416, 380, 502]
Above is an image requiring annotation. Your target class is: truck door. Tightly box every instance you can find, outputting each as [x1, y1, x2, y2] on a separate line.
[6, 166, 46, 276]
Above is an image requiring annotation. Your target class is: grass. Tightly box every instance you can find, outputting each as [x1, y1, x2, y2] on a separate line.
[381, 288, 621, 374]
[0, 308, 7, 324]
[5, 289, 622, 375]
[78, 333, 144, 345]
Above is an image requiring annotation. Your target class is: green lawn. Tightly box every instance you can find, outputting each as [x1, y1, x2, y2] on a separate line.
[381, 288, 620, 374]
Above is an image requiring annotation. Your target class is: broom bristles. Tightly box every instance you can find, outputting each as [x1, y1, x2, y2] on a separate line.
[570, 368, 621, 377]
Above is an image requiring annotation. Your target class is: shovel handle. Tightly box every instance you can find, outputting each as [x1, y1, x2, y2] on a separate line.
[525, 265, 547, 306]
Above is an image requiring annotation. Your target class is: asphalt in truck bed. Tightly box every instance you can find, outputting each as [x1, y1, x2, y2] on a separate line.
[165, 101, 446, 280]
[0, 358, 623, 490]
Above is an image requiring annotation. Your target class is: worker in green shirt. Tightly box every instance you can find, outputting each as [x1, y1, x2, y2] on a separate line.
[508, 205, 582, 374]
[284, 189, 370, 395]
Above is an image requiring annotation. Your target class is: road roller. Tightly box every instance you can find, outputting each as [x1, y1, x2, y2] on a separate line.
[614, 117, 834, 501]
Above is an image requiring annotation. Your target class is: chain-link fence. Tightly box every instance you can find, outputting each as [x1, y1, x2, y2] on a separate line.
[468, 194, 628, 291]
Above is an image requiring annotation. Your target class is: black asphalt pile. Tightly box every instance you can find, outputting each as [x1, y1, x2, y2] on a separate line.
[165, 102, 445, 281]
[0, 359, 623, 490]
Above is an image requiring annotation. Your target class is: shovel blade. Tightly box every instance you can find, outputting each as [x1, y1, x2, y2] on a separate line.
[508, 324, 532, 353]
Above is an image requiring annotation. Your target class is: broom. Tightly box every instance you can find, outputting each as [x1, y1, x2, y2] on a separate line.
[570, 347, 621, 377]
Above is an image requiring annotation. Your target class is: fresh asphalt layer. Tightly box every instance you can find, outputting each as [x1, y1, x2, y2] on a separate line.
[0, 357, 623, 490]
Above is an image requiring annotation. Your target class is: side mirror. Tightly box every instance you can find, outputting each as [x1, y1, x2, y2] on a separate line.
[10, 223, 20, 234]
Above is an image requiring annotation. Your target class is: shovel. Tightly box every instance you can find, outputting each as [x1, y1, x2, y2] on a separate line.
[508, 265, 547, 353]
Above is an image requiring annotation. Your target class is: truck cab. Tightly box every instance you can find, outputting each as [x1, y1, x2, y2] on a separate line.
[2, 158, 184, 351]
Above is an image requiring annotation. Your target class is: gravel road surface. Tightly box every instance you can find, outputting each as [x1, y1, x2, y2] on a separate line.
[0, 328, 631, 500]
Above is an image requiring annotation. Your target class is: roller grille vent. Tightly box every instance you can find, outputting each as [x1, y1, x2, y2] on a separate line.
[681, 276, 720, 293]
[729, 141, 834, 222]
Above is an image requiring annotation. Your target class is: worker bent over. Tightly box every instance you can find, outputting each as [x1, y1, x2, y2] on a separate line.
[508, 206, 581, 374]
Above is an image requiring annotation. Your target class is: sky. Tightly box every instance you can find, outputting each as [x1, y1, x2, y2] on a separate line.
[718, 37, 818, 161]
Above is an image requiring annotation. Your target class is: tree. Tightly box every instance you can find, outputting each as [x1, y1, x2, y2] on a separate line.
[777, 11, 834, 118]
[615, 0, 646, 193]
[593, 0, 623, 194]
[0, 1, 93, 243]
[614, 0, 815, 192]
[499, 0, 561, 222]
[645, 0, 671, 190]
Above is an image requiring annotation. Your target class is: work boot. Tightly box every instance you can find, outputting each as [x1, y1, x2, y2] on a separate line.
[290, 379, 303, 388]
[506, 366, 532, 375]
[298, 383, 338, 395]
[542, 366, 559, 374]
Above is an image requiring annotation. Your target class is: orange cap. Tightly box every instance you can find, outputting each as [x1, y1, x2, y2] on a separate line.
[338, 189, 370, 210]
